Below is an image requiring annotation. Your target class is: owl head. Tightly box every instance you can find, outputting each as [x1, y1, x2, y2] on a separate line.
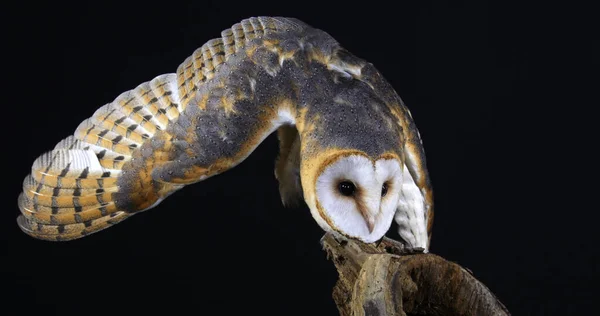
[302, 150, 403, 243]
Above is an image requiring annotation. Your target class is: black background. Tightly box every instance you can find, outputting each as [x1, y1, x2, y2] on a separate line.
[3, 1, 596, 315]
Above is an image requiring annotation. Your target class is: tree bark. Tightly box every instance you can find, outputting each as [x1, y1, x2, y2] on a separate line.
[321, 234, 510, 316]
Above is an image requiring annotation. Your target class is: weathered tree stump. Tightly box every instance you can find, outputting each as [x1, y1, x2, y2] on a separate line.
[321, 234, 510, 316]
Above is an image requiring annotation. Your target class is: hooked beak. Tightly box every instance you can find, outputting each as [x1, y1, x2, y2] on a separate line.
[354, 187, 381, 235]
[364, 213, 375, 233]
[357, 203, 376, 233]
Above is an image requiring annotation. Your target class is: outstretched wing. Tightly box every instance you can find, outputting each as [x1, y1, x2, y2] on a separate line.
[17, 17, 302, 241]
[17, 72, 184, 241]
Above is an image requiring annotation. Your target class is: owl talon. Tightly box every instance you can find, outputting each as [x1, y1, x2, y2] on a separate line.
[402, 246, 425, 254]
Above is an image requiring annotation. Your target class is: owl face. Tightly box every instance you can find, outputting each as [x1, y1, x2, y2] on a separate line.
[308, 153, 403, 243]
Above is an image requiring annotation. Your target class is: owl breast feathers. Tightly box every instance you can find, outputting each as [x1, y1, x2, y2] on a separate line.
[17, 17, 433, 250]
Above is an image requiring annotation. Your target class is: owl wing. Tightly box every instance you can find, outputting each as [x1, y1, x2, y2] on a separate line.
[394, 108, 435, 251]
[274, 125, 303, 207]
[16, 17, 300, 241]
[16, 72, 182, 241]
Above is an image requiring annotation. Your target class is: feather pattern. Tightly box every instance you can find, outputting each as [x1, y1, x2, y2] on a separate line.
[17, 17, 301, 241]
[17, 16, 433, 248]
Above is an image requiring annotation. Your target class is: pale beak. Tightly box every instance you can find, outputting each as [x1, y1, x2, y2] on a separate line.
[356, 193, 379, 234]
[358, 206, 375, 233]
[366, 216, 375, 233]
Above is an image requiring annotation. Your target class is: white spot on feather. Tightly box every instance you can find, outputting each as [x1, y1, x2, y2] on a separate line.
[327, 62, 362, 79]
[275, 108, 295, 126]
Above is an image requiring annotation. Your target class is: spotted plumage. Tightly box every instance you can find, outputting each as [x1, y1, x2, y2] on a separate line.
[17, 17, 433, 250]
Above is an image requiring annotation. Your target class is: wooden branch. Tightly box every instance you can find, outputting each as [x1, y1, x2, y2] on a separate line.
[321, 234, 510, 316]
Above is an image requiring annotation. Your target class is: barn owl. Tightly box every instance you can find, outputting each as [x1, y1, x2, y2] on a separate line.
[16, 17, 434, 251]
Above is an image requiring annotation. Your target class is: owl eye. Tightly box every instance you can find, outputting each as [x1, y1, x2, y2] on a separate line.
[381, 183, 388, 197]
[338, 181, 356, 196]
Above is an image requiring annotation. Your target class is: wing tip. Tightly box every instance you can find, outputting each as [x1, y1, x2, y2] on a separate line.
[16, 215, 34, 234]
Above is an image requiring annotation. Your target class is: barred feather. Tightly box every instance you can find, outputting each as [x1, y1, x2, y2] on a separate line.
[17, 16, 299, 241]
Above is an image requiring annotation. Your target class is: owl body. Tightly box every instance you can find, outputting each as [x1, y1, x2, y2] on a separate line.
[17, 17, 433, 249]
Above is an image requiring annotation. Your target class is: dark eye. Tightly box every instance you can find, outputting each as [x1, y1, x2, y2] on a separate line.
[381, 183, 388, 197]
[338, 181, 356, 196]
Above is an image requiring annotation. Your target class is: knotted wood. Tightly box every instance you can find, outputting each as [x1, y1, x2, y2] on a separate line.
[321, 234, 510, 316]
